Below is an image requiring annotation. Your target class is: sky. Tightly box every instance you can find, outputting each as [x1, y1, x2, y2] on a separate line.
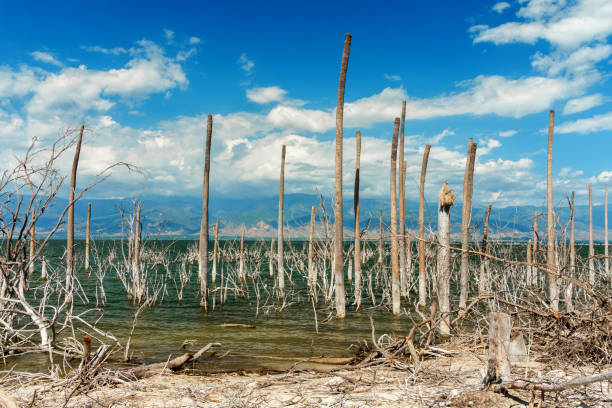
[1, 0, 611, 209]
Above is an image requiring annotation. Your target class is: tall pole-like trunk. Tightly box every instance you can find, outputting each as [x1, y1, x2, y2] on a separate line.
[85, 203, 91, 273]
[437, 181, 454, 337]
[269, 239, 275, 278]
[278, 145, 286, 298]
[532, 211, 539, 287]
[199, 114, 213, 310]
[605, 184, 609, 279]
[29, 208, 36, 275]
[212, 220, 219, 285]
[333, 33, 351, 318]
[526, 240, 532, 287]
[354, 130, 362, 309]
[546, 110, 558, 312]
[479, 204, 492, 295]
[588, 184, 594, 285]
[459, 139, 477, 309]
[567, 191, 575, 312]
[398, 101, 407, 298]
[133, 201, 141, 269]
[239, 225, 245, 281]
[390, 118, 401, 315]
[66, 124, 84, 304]
[308, 206, 317, 290]
[378, 210, 383, 264]
[418, 144, 431, 308]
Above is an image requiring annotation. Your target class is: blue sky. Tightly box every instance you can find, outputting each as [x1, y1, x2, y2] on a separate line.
[1, 0, 611, 208]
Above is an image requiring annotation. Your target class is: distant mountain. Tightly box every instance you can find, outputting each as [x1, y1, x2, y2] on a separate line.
[29, 193, 609, 241]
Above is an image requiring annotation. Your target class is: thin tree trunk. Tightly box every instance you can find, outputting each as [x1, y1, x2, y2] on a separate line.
[459, 139, 477, 309]
[589, 184, 595, 286]
[567, 191, 575, 312]
[532, 211, 539, 287]
[354, 130, 362, 309]
[378, 210, 383, 264]
[85, 203, 91, 273]
[418, 144, 431, 308]
[66, 124, 84, 304]
[278, 145, 286, 298]
[308, 206, 317, 289]
[526, 240, 532, 287]
[212, 220, 219, 285]
[399, 101, 407, 298]
[239, 225, 245, 281]
[334, 33, 351, 318]
[29, 208, 35, 275]
[199, 114, 213, 310]
[605, 184, 609, 279]
[269, 239, 275, 278]
[133, 201, 141, 269]
[437, 182, 454, 337]
[546, 110, 559, 312]
[390, 118, 401, 315]
[479, 204, 492, 294]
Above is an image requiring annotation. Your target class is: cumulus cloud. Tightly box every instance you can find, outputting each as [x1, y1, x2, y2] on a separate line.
[384, 73, 401, 81]
[563, 94, 604, 114]
[189, 36, 201, 45]
[473, 0, 612, 49]
[80, 45, 128, 55]
[556, 111, 612, 134]
[30, 51, 63, 67]
[246, 86, 287, 104]
[498, 130, 517, 137]
[492, 2, 511, 13]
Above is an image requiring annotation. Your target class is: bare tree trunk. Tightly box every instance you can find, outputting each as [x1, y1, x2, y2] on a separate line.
[269, 239, 275, 278]
[399, 101, 407, 298]
[437, 182, 454, 337]
[532, 211, 539, 287]
[418, 144, 431, 308]
[212, 220, 219, 285]
[239, 225, 245, 281]
[308, 206, 317, 289]
[546, 110, 559, 312]
[526, 240, 532, 286]
[133, 201, 141, 269]
[459, 139, 477, 309]
[479, 204, 492, 294]
[66, 124, 84, 304]
[29, 208, 35, 275]
[589, 184, 595, 286]
[378, 210, 383, 264]
[354, 130, 362, 309]
[334, 33, 351, 318]
[199, 114, 213, 310]
[390, 118, 401, 316]
[605, 184, 609, 279]
[278, 144, 286, 298]
[85, 203, 91, 273]
[567, 191, 575, 312]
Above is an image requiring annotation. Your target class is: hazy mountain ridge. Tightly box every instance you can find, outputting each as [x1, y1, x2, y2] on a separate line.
[26, 193, 608, 241]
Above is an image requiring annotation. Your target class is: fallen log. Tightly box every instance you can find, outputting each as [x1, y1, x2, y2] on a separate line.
[126, 342, 221, 380]
[219, 323, 256, 329]
[492, 370, 612, 393]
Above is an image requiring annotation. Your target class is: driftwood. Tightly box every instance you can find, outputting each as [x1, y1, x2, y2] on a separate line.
[126, 342, 221, 380]
[219, 323, 256, 329]
[492, 370, 612, 393]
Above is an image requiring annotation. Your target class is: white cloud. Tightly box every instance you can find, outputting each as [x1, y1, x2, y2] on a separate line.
[30, 51, 63, 67]
[598, 170, 612, 183]
[492, 2, 511, 13]
[384, 73, 401, 81]
[246, 86, 287, 104]
[81, 45, 128, 55]
[557, 111, 612, 134]
[563, 94, 604, 114]
[164, 28, 175, 42]
[189, 37, 201, 45]
[498, 130, 517, 137]
[473, 0, 612, 49]
[238, 53, 254, 73]
[531, 44, 612, 76]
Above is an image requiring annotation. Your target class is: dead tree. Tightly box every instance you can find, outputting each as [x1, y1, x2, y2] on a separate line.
[531, 211, 539, 287]
[418, 144, 431, 308]
[66, 124, 84, 304]
[334, 33, 351, 318]
[589, 184, 595, 285]
[212, 220, 219, 285]
[605, 184, 609, 278]
[546, 110, 559, 312]
[398, 101, 407, 298]
[437, 182, 454, 337]
[459, 138, 477, 309]
[479, 204, 493, 294]
[567, 191, 575, 312]
[354, 130, 362, 309]
[308, 206, 317, 290]
[199, 114, 213, 310]
[278, 144, 286, 298]
[85, 203, 91, 272]
[390, 118, 401, 315]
